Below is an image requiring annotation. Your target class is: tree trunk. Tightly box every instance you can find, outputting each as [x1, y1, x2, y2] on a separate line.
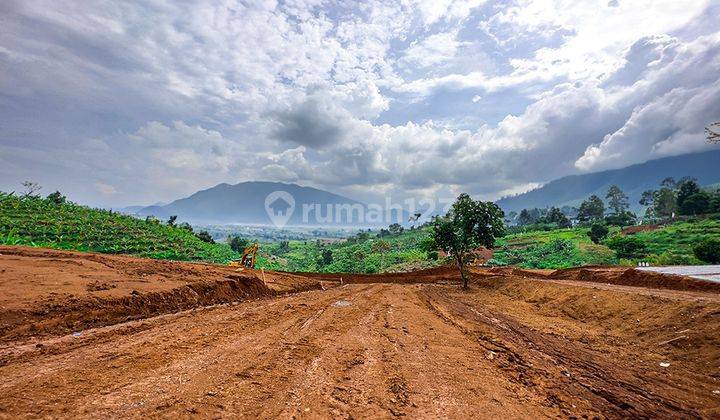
[455, 254, 467, 289]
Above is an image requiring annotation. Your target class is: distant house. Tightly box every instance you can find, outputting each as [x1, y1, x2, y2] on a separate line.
[268, 197, 292, 216]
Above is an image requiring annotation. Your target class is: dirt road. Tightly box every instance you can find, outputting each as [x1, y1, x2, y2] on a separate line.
[1, 248, 720, 418]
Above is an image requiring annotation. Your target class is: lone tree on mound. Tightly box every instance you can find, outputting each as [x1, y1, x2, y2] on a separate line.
[431, 193, 505, 289]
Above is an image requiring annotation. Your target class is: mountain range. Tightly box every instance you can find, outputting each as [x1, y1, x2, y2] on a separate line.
[128, 150, 720, 225]
[133, 181, 403, 226]
[496, 150, 720, 214]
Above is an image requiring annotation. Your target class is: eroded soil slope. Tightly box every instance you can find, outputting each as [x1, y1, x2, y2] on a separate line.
[1, 247, 720, 418]
[0, 246, 320, 341]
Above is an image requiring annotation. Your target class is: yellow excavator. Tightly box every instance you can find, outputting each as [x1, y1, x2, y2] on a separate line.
[228, 243, 259, 269]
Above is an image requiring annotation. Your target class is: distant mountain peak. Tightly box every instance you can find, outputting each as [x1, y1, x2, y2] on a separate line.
[136, 181, 369, 225]
[496, 150, 720, 213]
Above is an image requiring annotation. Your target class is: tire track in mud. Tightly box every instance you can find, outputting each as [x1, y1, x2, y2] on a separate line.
[263, 284, 422, 418]
[0, 288, 346, 418]
[3, 279, 716, 418]
[419, 286, 703, 419]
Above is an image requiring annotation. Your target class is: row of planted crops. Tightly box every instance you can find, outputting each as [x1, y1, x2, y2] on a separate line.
[0, 192, 238, 263]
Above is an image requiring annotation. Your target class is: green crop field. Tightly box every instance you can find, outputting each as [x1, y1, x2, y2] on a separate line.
[490, 217, 720, 268]
[257, 228, 437, 274]
[0, 192, 239, 263]
[490, 227, 618, 269]
[631, 219, 720, 265]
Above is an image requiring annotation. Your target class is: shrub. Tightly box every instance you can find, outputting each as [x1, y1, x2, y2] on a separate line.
[178, 222, 193, 232]
[46, 191, 66, 205]
[228, 235, 249, 253]
[694, 238, 720, 264]
[604, 235, 647, 259]
[587, 223, 609, 244]
[679, 192, 711, 216]
[195, 231, 215, 244]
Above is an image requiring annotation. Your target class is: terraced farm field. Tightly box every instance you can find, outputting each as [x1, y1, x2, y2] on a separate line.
[0, 193, 238, 263]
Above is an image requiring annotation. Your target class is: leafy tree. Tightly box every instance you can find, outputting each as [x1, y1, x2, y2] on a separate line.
[418, 235, 439, 260]
[431, 193, 505, 289]
[321, 249, 333, 266]
[46, 191, 66, 205]
[679, 191, 711, 215]
[660, 177, 676, 188]
[639, 190, 655, 207]
[388, 223, 404, 235]
[604, 210, 636, 227]
[356, 231, 370, 242]
[195, 231, 215, 244]
[710, 192, 720, 213]
[517, 209, 533, 226]
[587, 223, 609, 244]
[676, 178, 701, 210]
[178, 222, 194, 232]
[605, 235, 647, 259]
[641, 181, 678, 219]
[544, 207, 571, 228]
[278, 240, 291, 254]
[605, 185, 629, 215]
[228, 235, 249, 253]
[167, 215, 178, 227]
[517, 208, 545, 226]
[577, 195, 605, 223]
[694, 238, 720, 263]
[653, 188, 678, 218]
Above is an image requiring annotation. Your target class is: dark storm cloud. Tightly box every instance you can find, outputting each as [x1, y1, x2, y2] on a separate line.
[272, 98, 345, 148]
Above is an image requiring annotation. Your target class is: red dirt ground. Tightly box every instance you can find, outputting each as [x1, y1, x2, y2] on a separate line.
[1, 246, 720, 418]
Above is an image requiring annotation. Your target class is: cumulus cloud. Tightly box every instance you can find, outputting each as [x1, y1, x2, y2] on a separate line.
[0, 0, 718, 207]
[400, 31, 467, 68]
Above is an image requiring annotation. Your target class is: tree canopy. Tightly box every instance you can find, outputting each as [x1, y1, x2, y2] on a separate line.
[431, 193, 505, 288]
[577, 195, 605, 223]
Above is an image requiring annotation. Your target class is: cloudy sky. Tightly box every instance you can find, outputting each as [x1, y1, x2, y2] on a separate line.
[1, 0, 719, 207]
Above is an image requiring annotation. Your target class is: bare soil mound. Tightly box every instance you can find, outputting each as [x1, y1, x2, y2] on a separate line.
[1, 275, 719, 417]
[291, 265, 461, 284]
[549, 266, 720, 293]
[0, 246, 320, 342]
[621, 224, 663, 234]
